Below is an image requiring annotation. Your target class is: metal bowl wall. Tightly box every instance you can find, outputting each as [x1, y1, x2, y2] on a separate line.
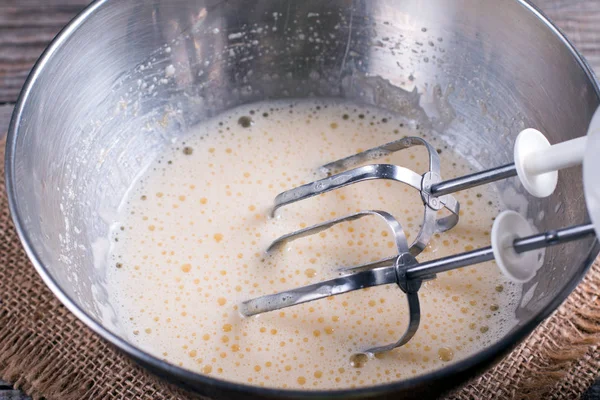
[6, 0, 599, 398]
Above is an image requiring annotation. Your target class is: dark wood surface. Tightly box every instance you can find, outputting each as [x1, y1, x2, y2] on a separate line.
[0, 0, 89, 104]
[0, 1, 599, 399]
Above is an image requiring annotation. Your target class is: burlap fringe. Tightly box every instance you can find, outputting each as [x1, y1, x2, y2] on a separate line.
[0, 315, 88, 399]
[517, 267, 600, 400]
[522, 335, 599, 399]
[0, 311, 197, 400]
[447, 262, 600, 400]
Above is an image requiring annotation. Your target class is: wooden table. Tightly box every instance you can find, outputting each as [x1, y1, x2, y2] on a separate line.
[1, 1, 599, 399]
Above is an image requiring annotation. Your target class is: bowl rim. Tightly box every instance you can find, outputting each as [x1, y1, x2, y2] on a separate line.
[5, 0, 600, 397]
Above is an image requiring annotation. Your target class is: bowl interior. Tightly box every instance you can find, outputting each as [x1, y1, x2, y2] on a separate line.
[7, 0, 599, 395]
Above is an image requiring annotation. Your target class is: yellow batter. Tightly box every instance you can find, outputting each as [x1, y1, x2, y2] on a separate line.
[107, 100, 519, 389]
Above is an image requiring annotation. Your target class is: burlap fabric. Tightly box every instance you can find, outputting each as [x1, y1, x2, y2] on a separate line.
[0, 140, 598, 399]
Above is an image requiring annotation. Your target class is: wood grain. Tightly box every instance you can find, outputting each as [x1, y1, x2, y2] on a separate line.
[0, 0, 90, 103]
[0, 104, 13, 139]
[538, 0, 600, 71]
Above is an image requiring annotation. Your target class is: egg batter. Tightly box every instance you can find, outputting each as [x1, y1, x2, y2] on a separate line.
[107, 100, 520, 389]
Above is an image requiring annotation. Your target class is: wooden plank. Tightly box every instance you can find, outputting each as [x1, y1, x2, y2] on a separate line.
[534, 0, 600, 71]
[0, 0, 90, 103]
[0, 104, 14, 137]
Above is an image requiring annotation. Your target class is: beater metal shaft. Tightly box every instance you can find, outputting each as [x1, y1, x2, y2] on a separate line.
[406, 222, 593, 278]
[240, 222, 594, 317]
[429, 163, 517, 197]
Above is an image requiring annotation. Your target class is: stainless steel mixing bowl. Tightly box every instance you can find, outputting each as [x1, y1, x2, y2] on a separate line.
[6, 0, 600, 398]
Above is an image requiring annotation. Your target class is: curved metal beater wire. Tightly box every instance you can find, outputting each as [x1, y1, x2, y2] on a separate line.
[271, 136, 460, 257]
[241, 210, 424, 354]
[241, 136, 460, 354]
[241, 220, 596, 354]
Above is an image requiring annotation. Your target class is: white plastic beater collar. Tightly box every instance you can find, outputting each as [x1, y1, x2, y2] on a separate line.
[514, 128, 558, 198]
[491, 210, 540, 282]
[514, 128, 587, 198]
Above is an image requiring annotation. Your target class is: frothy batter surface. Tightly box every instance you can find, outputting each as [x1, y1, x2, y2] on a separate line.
[107, 100, 519, 389]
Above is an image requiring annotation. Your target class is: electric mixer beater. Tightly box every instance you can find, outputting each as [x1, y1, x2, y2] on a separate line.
[240, 109, 600, 356]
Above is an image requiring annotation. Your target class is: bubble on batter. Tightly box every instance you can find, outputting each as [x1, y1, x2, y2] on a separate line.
[349, 353, 370, 368]
[238, 116, 254, 128]
[437, 347, 454, 362]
